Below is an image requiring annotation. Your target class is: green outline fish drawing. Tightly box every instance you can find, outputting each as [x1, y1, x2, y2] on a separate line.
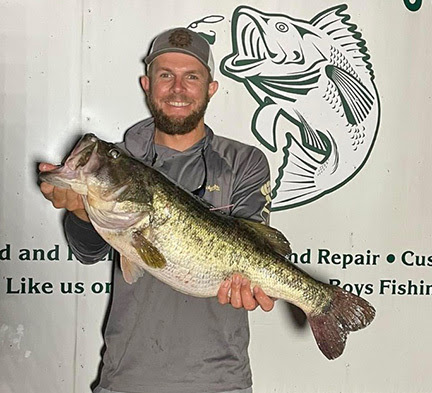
[220, 4, 380, 210]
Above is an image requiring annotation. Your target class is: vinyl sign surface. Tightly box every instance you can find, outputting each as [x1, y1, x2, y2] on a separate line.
[1, 1, 431, 392]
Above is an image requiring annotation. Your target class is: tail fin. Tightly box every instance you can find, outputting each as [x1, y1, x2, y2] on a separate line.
[307, 286, 375, 360]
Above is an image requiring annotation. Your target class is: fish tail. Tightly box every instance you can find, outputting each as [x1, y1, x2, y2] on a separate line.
[307, 286, 375, 360]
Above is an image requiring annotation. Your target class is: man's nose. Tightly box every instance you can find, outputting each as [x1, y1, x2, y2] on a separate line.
[171, 77, 186, 93]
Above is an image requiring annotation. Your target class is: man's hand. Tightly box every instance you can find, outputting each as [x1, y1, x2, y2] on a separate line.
[39, 162, 90, 222]
[217, 274, 275, 312]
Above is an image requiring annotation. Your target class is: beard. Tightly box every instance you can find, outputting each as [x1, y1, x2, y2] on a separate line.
[147, 91, 210, 135]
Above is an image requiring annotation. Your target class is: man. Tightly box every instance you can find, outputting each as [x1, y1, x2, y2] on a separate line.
[40, 28, 274, 393]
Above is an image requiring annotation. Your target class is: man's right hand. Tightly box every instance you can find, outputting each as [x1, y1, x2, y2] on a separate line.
[39, 162, 90, 222]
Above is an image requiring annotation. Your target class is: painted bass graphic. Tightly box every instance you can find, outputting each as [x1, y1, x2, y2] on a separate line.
[221, 4, 380, 209]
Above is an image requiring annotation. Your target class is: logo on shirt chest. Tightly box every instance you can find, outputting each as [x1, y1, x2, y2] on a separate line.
[205, 184, 220, 192]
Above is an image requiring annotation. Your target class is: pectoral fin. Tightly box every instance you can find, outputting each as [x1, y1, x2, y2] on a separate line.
[131, 230, 167, 269]
[325, 65, 374, 125]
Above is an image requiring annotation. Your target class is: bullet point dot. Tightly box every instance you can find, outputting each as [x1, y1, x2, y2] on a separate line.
[386, 254, 396, 263]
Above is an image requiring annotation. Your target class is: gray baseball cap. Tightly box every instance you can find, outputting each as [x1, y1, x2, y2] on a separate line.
[145, 28, 215, 78]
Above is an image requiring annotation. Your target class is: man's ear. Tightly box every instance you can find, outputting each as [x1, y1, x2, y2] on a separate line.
[208, 80, 219, 100]
[140, 75, 150, 94]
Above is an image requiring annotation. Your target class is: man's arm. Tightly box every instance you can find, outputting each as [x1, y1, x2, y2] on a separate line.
[64, 213, 111, 264]
[217, 148, 275, 312]
[39, 162, 110, 264]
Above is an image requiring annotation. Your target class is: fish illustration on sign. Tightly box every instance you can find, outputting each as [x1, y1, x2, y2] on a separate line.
[220, 4, 380, 210]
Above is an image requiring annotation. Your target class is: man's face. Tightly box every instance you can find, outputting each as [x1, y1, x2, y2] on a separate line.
[141, 52, 218, 135]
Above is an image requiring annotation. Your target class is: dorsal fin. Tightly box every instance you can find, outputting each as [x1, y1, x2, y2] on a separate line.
[239, 219, 291, 258]
[310, 5, 374, 80]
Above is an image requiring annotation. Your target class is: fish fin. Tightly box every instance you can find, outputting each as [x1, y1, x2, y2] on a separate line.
[307, 286, 376, 360]
[271, 134, 338, 209]
[252, 98, 283, 152]
[253, 69, 321, 103]
[326, 65, 374, 125]
[120, 255, 145, 284]
[310, 4, 374, 79]
[131, 231, 167, 269]
[294, 110, 331, 155]
[239, 219, 291, 259]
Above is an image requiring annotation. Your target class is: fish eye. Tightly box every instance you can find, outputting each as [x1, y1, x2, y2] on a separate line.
[108, 148, 121, 159]
[275, 22, 289, 33]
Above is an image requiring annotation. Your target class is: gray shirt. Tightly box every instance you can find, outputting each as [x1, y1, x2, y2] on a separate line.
[65, 118, 271, 393]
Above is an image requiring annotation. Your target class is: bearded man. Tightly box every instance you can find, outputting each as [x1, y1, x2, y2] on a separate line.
[40, 28, 274, 393]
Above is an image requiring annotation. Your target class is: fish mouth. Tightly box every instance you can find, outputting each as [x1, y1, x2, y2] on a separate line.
[222, 7, 314, 79]
[65, 134, 100, 172]
[225, 7, 303, 74]
[39, 134, 101, 193]
[228, 11, 269, 73]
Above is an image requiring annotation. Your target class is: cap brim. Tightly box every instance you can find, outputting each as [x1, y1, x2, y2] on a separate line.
[144, 49, 213, 77]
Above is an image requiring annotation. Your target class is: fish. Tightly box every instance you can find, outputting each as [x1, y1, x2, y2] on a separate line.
[220, 5, 380, 209]
[39, 133, 375, 360]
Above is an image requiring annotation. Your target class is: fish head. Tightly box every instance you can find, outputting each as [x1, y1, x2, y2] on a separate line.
[222, 6, 323, 79]
[39, 134, 101, 194]
[39, 134, 144, 208]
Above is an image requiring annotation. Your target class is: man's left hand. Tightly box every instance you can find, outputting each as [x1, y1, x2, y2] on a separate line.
[217, 274, 275, 312]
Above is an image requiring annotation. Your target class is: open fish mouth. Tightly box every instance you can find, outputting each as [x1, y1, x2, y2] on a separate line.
[39, 134, 101, 192]
[224, 7, 302, 74]
[224, 11, 271, 74]
[64, 134, 100, 172]
[233, 13, 268, 68]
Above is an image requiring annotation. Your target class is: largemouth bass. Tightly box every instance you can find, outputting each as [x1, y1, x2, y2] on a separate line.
[39, 134, 375, 360]
[221, 5, 380, 209]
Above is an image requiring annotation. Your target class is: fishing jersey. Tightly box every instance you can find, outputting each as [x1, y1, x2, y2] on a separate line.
[65, 117, 271, 393]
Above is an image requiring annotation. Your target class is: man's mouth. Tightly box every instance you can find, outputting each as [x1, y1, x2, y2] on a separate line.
[166, 101, 191, 107]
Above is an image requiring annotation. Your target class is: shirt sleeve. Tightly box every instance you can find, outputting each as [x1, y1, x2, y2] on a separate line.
[230, 147, 271, 224]
[64, 212, 111, 264]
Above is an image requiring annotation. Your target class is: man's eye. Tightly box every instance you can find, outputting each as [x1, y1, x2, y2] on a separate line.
[160, 73, 172, 78]
[187, 74, 198, 80]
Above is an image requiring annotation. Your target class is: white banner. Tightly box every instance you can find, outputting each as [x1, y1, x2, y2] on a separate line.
[1, 1, 431, 392]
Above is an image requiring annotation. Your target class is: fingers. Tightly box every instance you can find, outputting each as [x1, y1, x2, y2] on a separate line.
[39, 162, 58, 172]
[40, 181, 55, 200]
[229, 275, 243, 308]
[39, 171, 84, 211]
[217, 274, 274, 312]
[51, 187, 84, 211]
[38, 162, 89, 222]
[39, 162, 58, 202]
[52, 186, 67, 208]
[217, 279, 231, 305]
[253, 286, 275, 312]
[66, 188, 85, 210]
[239, 277, 258, 311]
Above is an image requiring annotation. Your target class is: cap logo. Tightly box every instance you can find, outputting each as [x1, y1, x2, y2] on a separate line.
[168, 29, 192, 48]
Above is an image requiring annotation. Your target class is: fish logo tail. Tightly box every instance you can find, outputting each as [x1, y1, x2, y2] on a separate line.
[307, 286, 376, 360]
